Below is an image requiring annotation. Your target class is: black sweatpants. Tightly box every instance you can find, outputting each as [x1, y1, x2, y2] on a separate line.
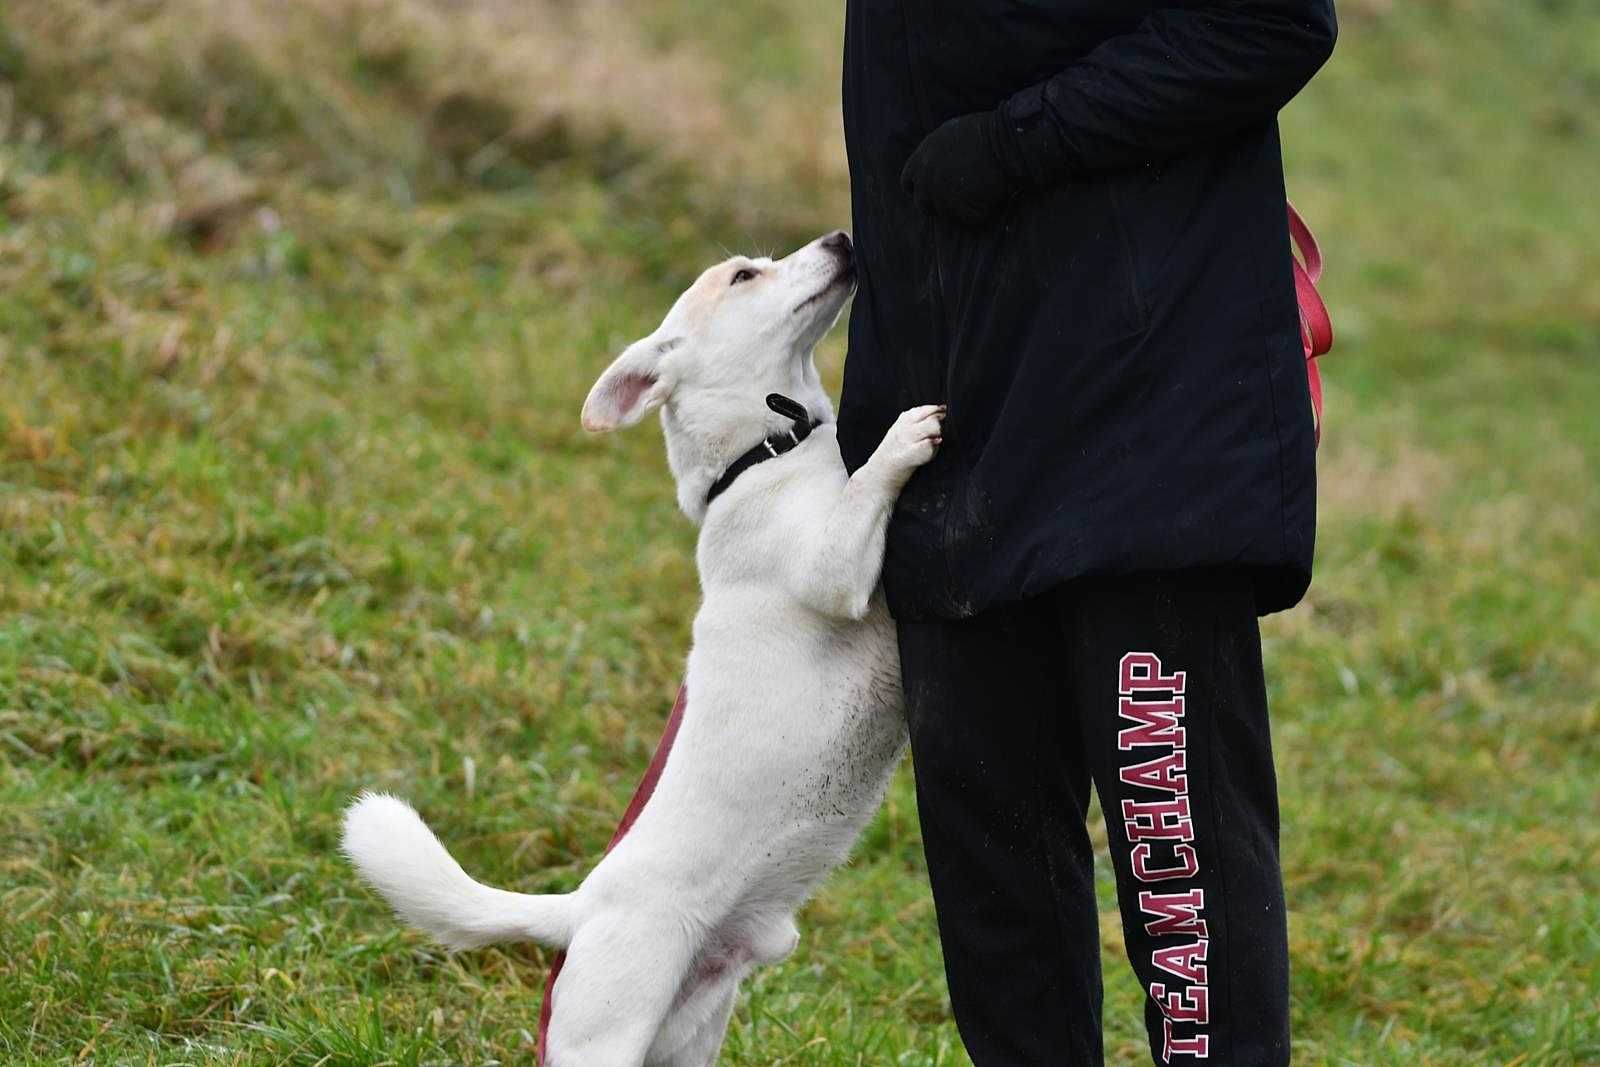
[898, 569, 1289, 1066]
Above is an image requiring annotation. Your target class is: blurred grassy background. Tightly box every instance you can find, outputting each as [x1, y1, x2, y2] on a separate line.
[1, 0, 1596, 1063]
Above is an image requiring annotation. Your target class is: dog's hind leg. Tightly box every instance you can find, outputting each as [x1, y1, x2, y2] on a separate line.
[649, 916, 791, 1065]
[651, 980, 739, 1067]
[544, 910, 696, 1067]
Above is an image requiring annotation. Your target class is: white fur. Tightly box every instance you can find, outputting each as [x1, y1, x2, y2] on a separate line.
[343, 231, 941, 1067]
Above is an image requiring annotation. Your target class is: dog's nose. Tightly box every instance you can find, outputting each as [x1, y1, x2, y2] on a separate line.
[821, 230, 853, 257]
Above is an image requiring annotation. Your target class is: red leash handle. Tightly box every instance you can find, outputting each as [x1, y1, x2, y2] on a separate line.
[1288, 202, 1333, 445]
[537, 685, 689, 1065]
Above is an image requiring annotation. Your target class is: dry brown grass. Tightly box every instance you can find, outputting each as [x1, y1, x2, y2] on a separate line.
[3, 0, 847, 232]
[1316, 433, 1452, 522]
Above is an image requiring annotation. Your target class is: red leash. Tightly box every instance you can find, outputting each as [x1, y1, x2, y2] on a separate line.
[536, 685, 688, 1065]
[1288, 202, 1335, 445]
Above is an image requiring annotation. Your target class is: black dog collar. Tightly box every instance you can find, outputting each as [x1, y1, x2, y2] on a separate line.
[705, 394, 820, 507]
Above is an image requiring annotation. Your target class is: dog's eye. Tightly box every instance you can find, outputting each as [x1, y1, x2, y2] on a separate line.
[730, 268, 758, 286]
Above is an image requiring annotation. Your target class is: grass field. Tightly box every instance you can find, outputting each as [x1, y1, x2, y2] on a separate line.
[2, 1, 1597, 1063]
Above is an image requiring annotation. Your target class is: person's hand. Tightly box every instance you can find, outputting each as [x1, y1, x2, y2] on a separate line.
[900, 112, 1015, 228]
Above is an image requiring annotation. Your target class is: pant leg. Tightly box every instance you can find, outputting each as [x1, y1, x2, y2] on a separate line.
[899, 601, 1104, 1066]
[1057, 569, 1291, 1066]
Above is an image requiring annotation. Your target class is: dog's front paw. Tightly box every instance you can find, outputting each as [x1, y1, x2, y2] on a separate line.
[877, 404, 945, 477]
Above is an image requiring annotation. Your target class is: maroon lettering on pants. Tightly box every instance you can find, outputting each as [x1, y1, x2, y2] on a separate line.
[1119, 652, 1210, 1061]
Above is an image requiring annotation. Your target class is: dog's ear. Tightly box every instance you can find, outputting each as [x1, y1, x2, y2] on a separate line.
[581, 336, 680, 432]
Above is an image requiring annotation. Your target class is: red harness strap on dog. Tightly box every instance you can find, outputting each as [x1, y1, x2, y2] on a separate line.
[536, 685, 688, 1066]
[1288, 202, 1334, 445]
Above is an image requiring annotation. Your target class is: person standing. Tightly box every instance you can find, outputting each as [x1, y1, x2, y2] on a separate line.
[837, 2, 1337, 1063]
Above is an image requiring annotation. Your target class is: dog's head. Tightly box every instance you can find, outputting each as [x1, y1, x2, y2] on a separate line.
[580, 231, 855, 436]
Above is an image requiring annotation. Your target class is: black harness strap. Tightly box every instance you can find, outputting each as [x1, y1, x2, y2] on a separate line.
[705, 393, 821, 507]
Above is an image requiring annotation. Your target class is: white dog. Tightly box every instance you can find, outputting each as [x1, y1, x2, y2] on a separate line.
[342, 231, 943, 1066]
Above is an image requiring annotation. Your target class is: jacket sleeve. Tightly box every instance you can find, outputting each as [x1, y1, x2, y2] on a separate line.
[995, 0, 1337, 183]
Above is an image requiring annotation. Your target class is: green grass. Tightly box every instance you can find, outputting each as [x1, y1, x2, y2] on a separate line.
[1, 1, 1597, 1063]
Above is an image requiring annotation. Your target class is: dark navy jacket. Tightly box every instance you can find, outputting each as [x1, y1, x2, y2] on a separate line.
[838, 0, 1337, 618]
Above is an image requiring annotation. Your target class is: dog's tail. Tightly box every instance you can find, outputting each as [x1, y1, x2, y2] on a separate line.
[341, 792, 576, 951]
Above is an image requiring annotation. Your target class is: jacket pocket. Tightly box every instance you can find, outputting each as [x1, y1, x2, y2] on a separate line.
[1007, 177, 1151, 348]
